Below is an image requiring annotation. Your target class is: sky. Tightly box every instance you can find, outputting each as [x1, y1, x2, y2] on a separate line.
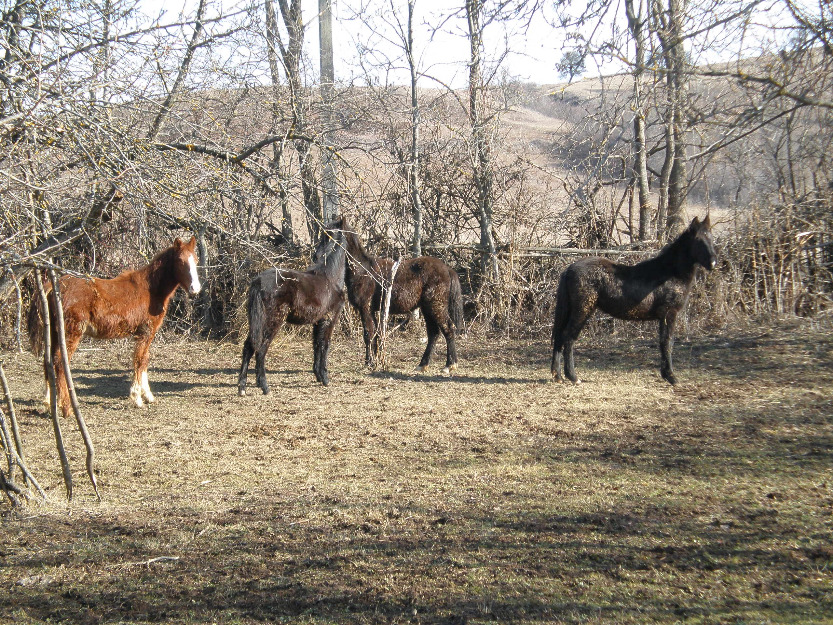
[146, 0, 568, 88]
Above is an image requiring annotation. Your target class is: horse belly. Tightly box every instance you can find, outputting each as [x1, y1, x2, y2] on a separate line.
[87, 294, 152, 339]
[389, 284, 420, 315]
[597, 291, 656, 321]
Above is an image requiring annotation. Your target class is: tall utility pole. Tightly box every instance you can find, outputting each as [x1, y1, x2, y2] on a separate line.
[319, 0, 339, 224]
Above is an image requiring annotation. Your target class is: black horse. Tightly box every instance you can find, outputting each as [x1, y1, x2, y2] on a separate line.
[238, 225, 347, 395]
[322, 217, 464, 373]
[551, 215, 717, 385]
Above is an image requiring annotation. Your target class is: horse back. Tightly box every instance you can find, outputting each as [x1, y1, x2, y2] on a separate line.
[255, 267, 344, 325]
[566, 257, 689, 321]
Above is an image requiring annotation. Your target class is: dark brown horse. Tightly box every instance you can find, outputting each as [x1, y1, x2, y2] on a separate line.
[237, 223, 347, 395]
[551, 215, 717, 385]
[327, 217, 463, 373]
[28, 237, 202, 416]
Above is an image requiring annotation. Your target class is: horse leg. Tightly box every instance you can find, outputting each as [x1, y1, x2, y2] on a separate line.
[131, 328, 157, 408]
[312, 308, 341, 386]
[416, 312, 439, 373]
[360, 306, 377, 368]
[237, 334, 255, 396]
[562, 310, 592, 384]
[254, 332, 277, 396]
[312, 322, 323, 383]
[551, 339, 565, 383]
[255, 313, 283, 395]
[437, 311, 458, 375]
[659, 313, 678, 385]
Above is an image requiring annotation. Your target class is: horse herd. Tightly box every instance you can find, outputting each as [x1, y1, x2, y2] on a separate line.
[27, 215, 717, 418]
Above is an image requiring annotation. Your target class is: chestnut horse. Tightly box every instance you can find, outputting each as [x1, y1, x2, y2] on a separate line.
[27, 236, 202, 416]
[237, 223, 347, 396]
[328, 217, 463, 374]
[551, 215, 716, 385]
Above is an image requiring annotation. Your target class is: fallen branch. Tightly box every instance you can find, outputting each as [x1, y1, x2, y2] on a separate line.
[113, 556, 181, 568]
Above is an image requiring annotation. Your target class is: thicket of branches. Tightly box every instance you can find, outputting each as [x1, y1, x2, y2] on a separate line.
[1, 0, 831, 503]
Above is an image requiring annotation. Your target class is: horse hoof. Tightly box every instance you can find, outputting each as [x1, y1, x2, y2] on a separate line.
[441, 367, 450, 375]
[416, 365, 428, 373]
[238, 388, 246, 397]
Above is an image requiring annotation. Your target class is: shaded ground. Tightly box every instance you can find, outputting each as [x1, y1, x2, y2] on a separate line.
[1, 321, 832, 624]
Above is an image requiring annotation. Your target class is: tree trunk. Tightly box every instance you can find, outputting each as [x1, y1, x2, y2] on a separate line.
[465, 0, 499, 284]
[625, 0, 652, 241]
[264, 0, 294, 244]
[319, 0, 338, 225]
[657, 0, 689, 238]
[406, 0, 424, 257]
[275, 0, 321, 239]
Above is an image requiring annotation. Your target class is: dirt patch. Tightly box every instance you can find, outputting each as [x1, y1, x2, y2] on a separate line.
[2, 322, 832, 624]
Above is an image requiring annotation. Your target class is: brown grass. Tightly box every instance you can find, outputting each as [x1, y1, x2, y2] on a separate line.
[1, 321, 832, 624]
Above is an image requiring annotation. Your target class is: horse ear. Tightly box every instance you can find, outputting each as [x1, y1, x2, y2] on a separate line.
[702, 214, 711, 229]
[173, 237, 183, 248]
[187, 236, 197, 248]
[688, 216, 700, 231]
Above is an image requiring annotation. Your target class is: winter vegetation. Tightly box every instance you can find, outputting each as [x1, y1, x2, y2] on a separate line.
[0, 0, 831, 621]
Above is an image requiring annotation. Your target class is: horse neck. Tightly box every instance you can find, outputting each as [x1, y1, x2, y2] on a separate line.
[318, 243, 346, 290]
[344, 233, 379, 286]
[647, 234, 698, 284]
[142, 250, 182, 302]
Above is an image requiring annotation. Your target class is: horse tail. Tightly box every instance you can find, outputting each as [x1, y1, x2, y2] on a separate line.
[246, 277, 267, 347]
[26, 278, 52, 356]
[551, 268, 571, 351]
[448, 268, 465, 336]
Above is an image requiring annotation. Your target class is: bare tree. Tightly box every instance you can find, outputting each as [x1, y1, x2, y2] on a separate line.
[465, 0, 500, 283]
[319, 0, 339, 224]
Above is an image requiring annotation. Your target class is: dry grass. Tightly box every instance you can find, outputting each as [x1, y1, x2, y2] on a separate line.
[1, 320, 832, 624]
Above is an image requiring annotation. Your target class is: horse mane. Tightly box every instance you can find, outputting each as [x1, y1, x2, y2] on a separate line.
[142, 244, 178, 291]
[644, 223, 700, 278]
[341, 223, 383, 284]
[311, 225, 347, 287]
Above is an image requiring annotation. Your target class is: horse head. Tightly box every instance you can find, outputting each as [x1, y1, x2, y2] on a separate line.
[687, 215, 717, 271]
[172, 236, 202, 296]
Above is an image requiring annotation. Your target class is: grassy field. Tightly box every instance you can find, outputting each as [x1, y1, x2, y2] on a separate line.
[1, 320, 831, 624]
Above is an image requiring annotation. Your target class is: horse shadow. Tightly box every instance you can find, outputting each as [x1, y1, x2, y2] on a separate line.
[367, 369, 545, 385]
[70, 366, 233, 400]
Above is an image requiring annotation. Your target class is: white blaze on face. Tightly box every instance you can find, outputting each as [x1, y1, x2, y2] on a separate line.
[187, 252, 202, 295]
